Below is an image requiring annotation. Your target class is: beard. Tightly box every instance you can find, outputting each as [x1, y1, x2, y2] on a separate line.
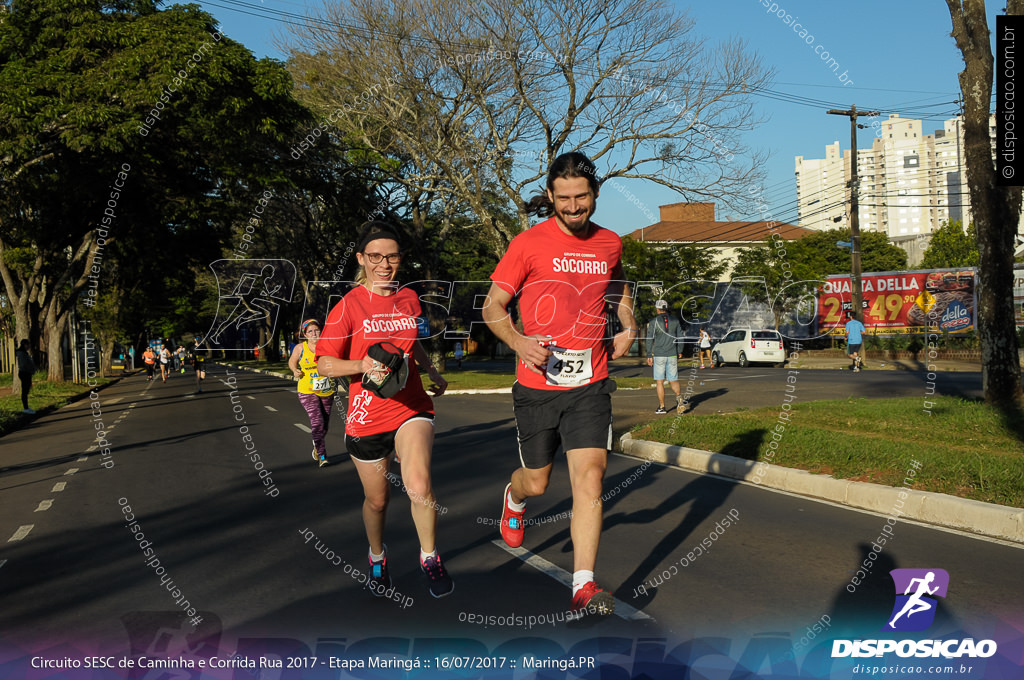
[554, 204, 596, 234]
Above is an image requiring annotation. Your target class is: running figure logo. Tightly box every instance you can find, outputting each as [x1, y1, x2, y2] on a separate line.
[205, 259, 295, 350]
[883, 568, 949, 632]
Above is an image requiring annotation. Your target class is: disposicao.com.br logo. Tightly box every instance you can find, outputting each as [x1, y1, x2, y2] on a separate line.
[832, 568, 998, 659]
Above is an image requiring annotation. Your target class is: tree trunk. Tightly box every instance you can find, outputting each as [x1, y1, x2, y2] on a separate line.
[46, 314, 66, 382]
[101, 336, 116, 376]
[947, 0, 1024, 407]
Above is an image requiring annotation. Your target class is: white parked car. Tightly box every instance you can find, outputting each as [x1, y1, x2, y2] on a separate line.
[711, 329, 786, 367]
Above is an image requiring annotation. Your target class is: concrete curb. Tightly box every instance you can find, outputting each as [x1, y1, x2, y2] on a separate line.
[619, 433, 1024, 545]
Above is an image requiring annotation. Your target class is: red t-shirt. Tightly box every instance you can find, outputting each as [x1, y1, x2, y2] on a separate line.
[490, 217, 624, 391]
[315, 284, 433, 437]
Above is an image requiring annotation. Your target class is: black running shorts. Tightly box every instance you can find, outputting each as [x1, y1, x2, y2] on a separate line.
[346, 412, 434, 463]
[512, 378, 615, 469]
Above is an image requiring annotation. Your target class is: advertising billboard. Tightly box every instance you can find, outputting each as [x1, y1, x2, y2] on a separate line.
[818, 268, 977, 336]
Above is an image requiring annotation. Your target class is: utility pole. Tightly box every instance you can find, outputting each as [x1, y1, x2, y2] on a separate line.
[828, 105, 879, 322]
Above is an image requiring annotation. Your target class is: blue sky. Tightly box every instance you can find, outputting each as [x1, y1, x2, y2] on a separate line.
[194, 0, 998, 235]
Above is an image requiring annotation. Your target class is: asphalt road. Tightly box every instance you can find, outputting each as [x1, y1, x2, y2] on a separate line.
[609, 361, 983, 436]
[0, 366, 1020, 679]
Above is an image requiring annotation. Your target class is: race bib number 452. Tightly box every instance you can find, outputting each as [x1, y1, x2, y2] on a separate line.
[544, 346, 593, 387]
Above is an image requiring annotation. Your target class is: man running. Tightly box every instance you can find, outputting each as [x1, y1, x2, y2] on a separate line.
[482, 151, 637, 615]
[158, 343, 171, 382]
[845, 311, 866, 372]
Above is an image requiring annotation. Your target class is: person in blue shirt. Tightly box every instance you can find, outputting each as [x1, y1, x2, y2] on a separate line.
[844, 311, 866, 371]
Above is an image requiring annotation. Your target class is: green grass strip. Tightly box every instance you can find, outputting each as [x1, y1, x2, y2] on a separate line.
[632, 396, 1024, 508]
[0, 372, 111, 437]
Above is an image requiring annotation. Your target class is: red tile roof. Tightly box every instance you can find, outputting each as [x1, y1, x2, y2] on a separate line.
[626, 220, 814, 244]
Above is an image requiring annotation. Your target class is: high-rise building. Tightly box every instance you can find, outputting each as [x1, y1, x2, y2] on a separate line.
[795, 113, 973, 236]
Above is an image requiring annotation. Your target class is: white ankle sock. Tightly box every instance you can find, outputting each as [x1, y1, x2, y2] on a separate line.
[506, 489, 526, 512]
[572, 570, 595, 596]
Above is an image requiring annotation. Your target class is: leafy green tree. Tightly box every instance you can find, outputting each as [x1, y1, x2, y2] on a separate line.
[620, 237, 727, 347]
[731, 237, 825, 331]
[0, 0, 314, 379]
[796, 228, 908, 276]
[921, 220, 979, 269]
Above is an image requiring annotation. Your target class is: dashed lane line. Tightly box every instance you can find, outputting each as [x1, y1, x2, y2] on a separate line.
[294, 424, 312, 433]
[8, 526, 33, 542]
[34, 500, 53, 512]
[51, 482, 66, 493]
[264, 406, 277, 412]
[64, 468, 79, 476]
[490, 540, 653, 622]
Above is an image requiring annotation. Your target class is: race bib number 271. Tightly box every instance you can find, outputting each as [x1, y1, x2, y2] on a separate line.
[544, 346, 593, 387]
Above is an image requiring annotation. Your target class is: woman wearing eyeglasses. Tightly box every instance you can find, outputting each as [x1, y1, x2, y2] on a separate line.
[289, 318, 336, 467]
[315, 222, 453, 600]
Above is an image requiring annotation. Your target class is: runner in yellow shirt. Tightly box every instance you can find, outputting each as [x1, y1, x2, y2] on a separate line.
[289, 319, 336, 467]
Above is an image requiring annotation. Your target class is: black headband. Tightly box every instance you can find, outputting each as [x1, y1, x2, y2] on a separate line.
[358, 229, 402, 252]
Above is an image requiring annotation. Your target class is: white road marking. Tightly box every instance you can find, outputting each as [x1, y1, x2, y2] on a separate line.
[294, 423, 312, 433]
[86, 446, 97, 452]
[35, 500, 53, 512]
[106, 397, 123, 404]
[0, 559, 6, 569]
[264, 406, 277, 412]
[699, 374, 772, 382]
[8, 525, 33, 542]
[247, 395, 256, 400]
[51, 482, 66, 493]
[77, 456, 88, 462]
[491, 540, 653, 621]
[64, 468, 79, 476]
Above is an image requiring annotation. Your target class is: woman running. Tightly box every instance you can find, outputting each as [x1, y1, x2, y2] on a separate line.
[315, 222, 453, 599]
[143, 346, 156, 381]
[191, 341, 207, 393]
[289, 319, 335, 468]
[699, 327, 713, 369]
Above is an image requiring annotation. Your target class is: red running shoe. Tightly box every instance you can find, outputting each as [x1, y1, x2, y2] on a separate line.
[571, 581, 615, 615]
[499, 483, 525, 548]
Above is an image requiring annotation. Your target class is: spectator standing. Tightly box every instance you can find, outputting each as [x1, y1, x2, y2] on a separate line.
[646, 300, 684, 414]
[15, 339, 37, 414]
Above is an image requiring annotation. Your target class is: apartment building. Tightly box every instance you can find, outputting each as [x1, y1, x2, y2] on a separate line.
[796, 114, 972, 240]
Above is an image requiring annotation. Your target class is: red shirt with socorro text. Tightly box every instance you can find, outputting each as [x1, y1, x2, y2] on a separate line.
[315, 284, 433, 437]
[490, 217, 624, 391]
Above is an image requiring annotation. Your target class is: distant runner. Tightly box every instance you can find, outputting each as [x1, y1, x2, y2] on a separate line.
[845, 311, 866, 372]
[289, 319, 336, 468]
[191, 342, 207, 393]
[143, 346, 156, 382]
